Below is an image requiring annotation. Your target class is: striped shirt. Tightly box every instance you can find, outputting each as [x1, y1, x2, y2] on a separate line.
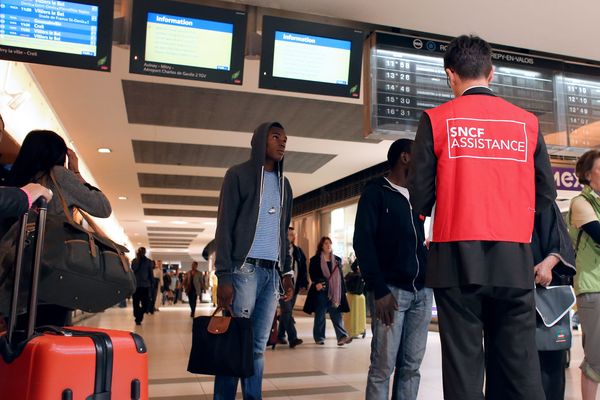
[248, 171, 280, 261]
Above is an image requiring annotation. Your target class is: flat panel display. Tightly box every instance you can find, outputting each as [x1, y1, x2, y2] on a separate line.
[0, 0, 112, 71]
[260, 16, 364, 98]
[130, 0, 246, 84]
[367, 31, 600, 153]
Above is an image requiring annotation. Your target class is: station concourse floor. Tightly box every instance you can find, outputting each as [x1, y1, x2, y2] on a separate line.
[80, 301, 587, 400]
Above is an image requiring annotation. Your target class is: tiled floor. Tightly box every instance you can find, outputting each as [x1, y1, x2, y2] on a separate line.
[80, 302, 588, 399]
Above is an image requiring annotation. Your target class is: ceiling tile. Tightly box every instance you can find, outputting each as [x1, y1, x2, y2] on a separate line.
[138, 173, 223, 191]
[122, 80, 377, 143]
[132, 140, 336, 174]
[147, 227, 205, 232]
[144, 208, 218, 218]
[141, 193, 219, 207]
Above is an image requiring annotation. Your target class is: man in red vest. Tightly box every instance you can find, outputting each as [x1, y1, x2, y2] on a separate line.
[409, 35, 556, 400]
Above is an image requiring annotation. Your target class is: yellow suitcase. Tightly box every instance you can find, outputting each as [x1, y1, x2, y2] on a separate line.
[344, 293, 367, 338]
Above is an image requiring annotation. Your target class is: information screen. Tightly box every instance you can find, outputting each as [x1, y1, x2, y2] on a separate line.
[0, 0, 111, 70]
[129, 0, 246, 85]
[272, 31, 351, 85]
[145, 12, 232, 70]
[0, 0, 98, 56]
[368, 32, 600, 153]
[259, 16, 364, 98]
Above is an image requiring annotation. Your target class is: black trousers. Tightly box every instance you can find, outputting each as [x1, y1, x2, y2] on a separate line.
[277, 292, 298, 341]
[434, 286, 545, 400]
[188, 290, 198, 316]
[539, 350, 566, 400]
[132, 287, 150, 324]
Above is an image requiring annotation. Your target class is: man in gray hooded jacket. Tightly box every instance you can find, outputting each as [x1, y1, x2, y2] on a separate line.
[214, 121, 294, 400]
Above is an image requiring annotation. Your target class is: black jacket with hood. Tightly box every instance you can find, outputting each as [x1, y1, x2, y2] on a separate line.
[353, 176, 427, 300]
[215, 122, 293, 285]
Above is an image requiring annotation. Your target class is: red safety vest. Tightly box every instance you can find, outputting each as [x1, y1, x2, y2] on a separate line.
[426, 93, 538, 243]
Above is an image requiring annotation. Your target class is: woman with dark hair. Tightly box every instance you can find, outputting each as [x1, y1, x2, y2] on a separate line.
[303, 236, 352, 346]
[0, 116, 53, 217]
[568, 149, 600, 400]
[5, 130, 111, 328]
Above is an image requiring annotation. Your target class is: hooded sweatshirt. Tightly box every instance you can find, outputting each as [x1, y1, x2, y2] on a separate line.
[215, 122, 293, 285]
[353, 176, 427, 299]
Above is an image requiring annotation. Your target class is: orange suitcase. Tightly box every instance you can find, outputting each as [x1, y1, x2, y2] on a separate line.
[0, 326, 148, 400]
[0, 201, 149, 399]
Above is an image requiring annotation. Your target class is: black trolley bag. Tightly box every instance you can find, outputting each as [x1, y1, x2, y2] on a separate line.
[0, 199, 149, 399]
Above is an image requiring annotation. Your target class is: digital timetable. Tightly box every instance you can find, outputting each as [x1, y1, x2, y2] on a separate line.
[0, 0, 99, 56]
[366, 31, 600, 152]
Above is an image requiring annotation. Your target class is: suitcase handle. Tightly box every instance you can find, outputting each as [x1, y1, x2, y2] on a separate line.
[6, 198, 48, 344]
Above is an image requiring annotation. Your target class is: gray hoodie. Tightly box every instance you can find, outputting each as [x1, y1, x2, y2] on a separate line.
[215, 122, 293, 285]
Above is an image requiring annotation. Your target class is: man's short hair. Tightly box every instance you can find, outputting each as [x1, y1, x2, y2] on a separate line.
[444, 35, 493, 80]
[387, 139, 413, 169]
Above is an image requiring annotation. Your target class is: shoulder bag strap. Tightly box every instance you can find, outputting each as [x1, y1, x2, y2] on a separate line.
[49, 170, 76, 225]
[575, 229, 584, 255]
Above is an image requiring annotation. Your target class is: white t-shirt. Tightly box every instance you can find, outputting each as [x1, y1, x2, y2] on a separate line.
[385, 178, 410, 201]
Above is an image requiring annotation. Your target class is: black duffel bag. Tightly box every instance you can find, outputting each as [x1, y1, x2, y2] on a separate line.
[0, 174, 135, 315]
[188, 306, 254, 377]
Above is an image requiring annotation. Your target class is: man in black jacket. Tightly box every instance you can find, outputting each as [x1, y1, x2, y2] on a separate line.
[131, 247, 154, 326]
[277, 227, 308, 348]
[354, 139, 432, 400]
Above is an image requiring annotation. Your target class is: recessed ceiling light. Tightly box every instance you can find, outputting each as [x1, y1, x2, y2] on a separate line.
[97, 148, 112, 154]
[118, 196, 127, 200]
[143, 220, 158, 224]
[171, 220, 188, 225]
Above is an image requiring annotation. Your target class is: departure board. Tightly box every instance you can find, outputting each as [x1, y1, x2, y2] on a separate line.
[367, 31, 600, 153]
[0, 0, 99, 56]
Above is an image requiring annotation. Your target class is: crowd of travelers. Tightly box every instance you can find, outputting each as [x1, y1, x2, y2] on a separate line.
[1, 33, 600, 400]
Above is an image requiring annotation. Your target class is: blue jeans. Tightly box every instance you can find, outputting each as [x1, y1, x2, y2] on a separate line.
[214, 263, 279, 400]
[366, 286, 433, 400]
[313, 291, 349, 341]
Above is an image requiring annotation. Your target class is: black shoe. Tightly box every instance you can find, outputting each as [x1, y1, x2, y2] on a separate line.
[190, 312, 195, 318]
[315, 340, 325, 345]
[277, 338, 288, 345]
[289, 338, 303, 348]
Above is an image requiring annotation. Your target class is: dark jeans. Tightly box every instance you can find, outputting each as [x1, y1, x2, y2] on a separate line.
[539, 350, 566, 400]
[132, 287, 150, 324]
[434, 285, 545, 400]
[150, 278, 160, 312]
[277, 292, 298, 342]
[188, 291, 198, 316]
[313, 290, 348, 341]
